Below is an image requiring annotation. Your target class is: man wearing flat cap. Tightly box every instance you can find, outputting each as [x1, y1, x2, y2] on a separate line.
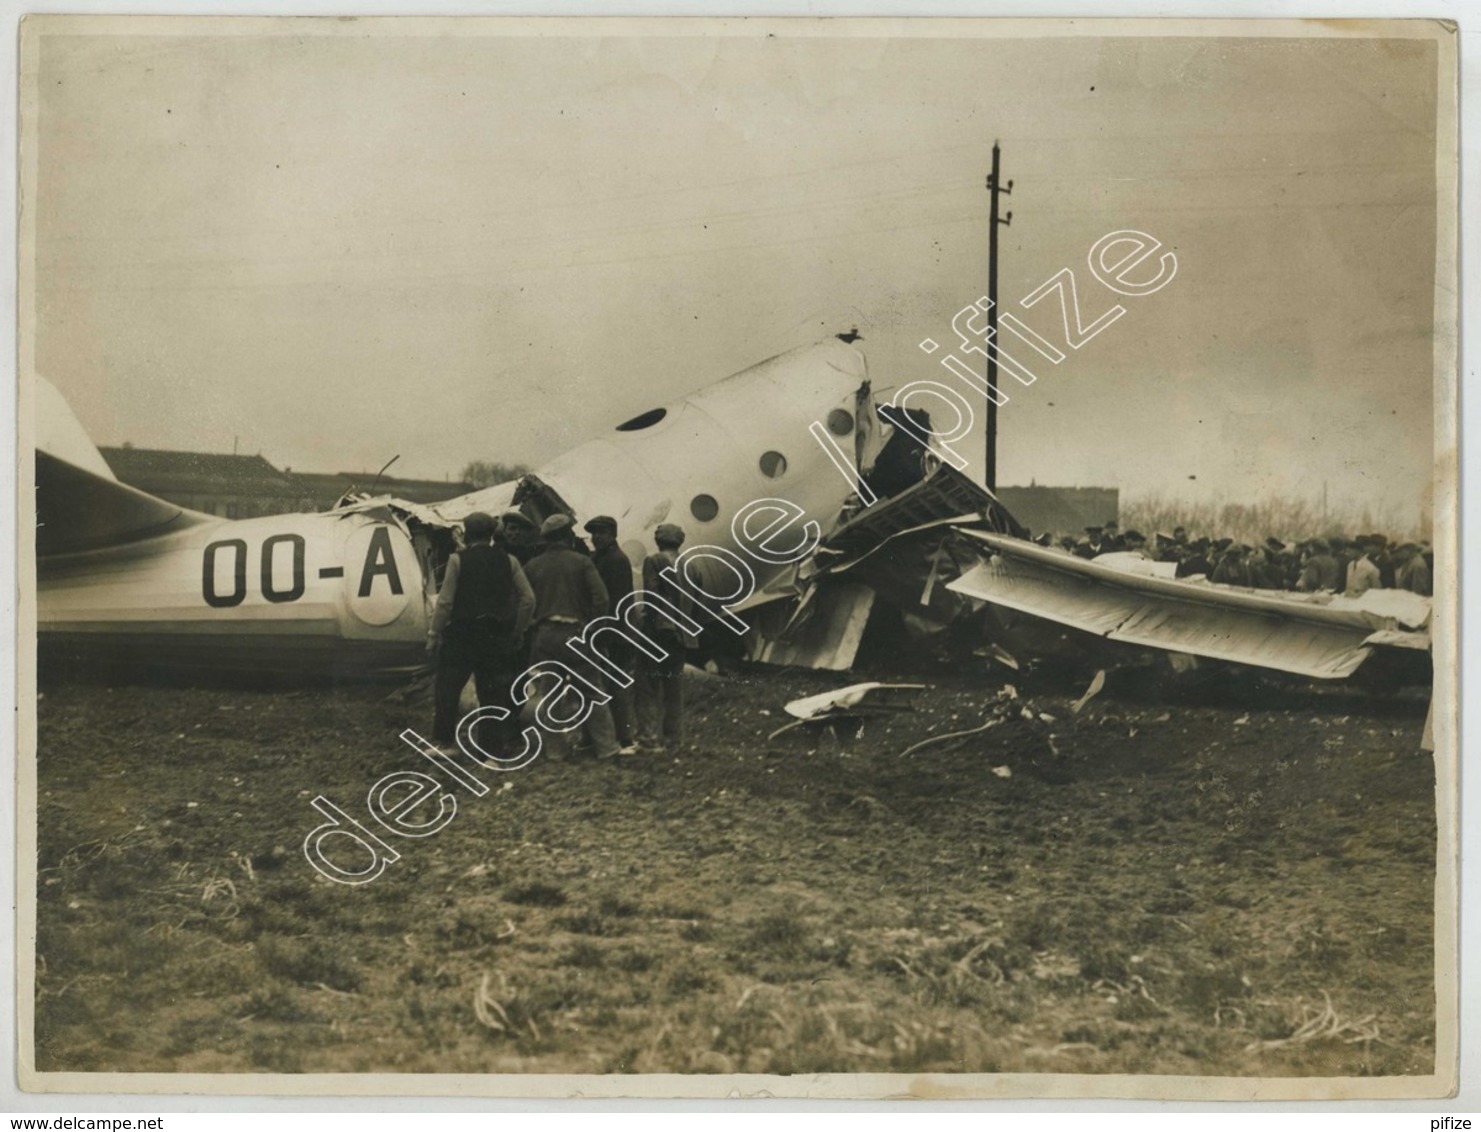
[1297, 539, 1342, 592]
[1175, 537, 1212, 579]
[1395, 542, 1432, 596]
[583, 515, 638, 748]
[636, 523, 696, 752]
[1211, 543, 1252, 588]
[497, 508, 541, 566]
[522, 513, 625, 759]
[428, 511, 535, 752]
[1366, 534, 1399, 589]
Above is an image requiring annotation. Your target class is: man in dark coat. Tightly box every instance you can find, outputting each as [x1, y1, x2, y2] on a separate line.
[1297, 538, 1343, 592]
[636, 523, 696, 752]
[1395, 543, 1432, 596]
[429, 511, 534, 751]
[1176, 537, 1213, 578]
[497, 509, 542, 566]
[1211, 544, 1253, 587]
[583, 515, 638, 748]
[522, 514, 624, 760]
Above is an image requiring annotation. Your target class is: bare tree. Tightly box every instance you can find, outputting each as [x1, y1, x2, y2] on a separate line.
[460, 460, 531, 489]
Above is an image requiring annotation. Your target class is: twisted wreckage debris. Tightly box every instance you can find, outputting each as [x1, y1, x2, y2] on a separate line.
[740, 461, 1431, 689]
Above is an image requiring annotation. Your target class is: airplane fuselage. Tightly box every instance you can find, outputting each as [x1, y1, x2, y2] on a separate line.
[38, 509, 432, 678]
[36, 339, 878, 679]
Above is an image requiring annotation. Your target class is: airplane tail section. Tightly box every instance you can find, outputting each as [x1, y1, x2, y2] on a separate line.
[35, 375, 212, 557]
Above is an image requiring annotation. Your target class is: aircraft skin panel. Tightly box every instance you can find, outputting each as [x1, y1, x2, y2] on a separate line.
[1109, 602, 1370, 679]
[947, 557, 1143, 636]
[947, 553, 1374, 680]
[442, 340, 878, 606]
[960, 531, 1429, 631]
[38, 629, 416, 679]
[748, 582, 875, 672]
[37, 510, 431, 669]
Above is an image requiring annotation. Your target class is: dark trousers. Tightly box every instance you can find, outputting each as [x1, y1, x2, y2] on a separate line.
[433, 621, 519, 752]
[635, 630, 685, 749]
[596, 639, 637, 746]
[527, 621, 621, 759]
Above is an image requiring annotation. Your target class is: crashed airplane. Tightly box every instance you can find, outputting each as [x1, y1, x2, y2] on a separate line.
[35, 338, 1001, 676]
[34, 336, 1429, 685]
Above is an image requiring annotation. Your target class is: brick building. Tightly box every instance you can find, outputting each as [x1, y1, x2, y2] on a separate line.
[99, 446, 313, 519]
[99, 445, 473, 517]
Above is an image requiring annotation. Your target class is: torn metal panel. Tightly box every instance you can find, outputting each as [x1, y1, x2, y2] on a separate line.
[784, 682, 925, 720]
[334, 495, 451, 530]
[729, 561, 805, 614]
[747, 581, 875, 671]
[945, 535, 1417, 680]
[817, 463, 1024, 572]
[769, 680, 924, 741]
[1333, 588, 1432, 630]
[949, 557, 1141, 637]
[738, 463, 1018, 667]
[1092, 552, 1180, 580]
[1111, 599, 1371, 679]
[1362, 629, 1432, 650]
[960, 532, 1430, 632]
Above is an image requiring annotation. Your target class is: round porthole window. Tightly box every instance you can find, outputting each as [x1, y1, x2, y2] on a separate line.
[827, 408, 855, 436]
[690, 494, 719, 522]
[616, 407, 667, 432]
[759, 451, 787, 478]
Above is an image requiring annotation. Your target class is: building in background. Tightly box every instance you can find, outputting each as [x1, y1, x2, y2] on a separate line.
[995, 484, 1119, 540]
[99, 446, 312, 519]
[100, 445, 473, 517]
[290, 471, 475, 512]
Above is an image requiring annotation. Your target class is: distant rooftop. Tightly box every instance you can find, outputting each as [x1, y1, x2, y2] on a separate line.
[293, 471, 474, 506]
[100, 446, 302, 496]
[99, 446, 475, 509]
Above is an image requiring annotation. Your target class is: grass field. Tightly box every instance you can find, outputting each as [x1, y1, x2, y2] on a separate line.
[32, 662, 1436, 1080]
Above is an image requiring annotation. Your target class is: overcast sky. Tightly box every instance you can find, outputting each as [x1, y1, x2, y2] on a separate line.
[30, 22, 1443, 525]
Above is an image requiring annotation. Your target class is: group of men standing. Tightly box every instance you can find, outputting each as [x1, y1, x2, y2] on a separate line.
[1043, 519, 1433, 597]
[427, 509, 692, 761]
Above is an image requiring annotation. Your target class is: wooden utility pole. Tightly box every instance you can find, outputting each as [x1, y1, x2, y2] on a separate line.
[985, 141, 1012, 491]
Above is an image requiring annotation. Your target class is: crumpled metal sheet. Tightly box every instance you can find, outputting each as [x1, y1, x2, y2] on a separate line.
[945, 534, 1430, 680]
[815, 462, 1024, 573]
[960, 532, 1431, 630]
[746, 581, 876, 671]
[1361, 628, 1432, 650]
[1330, 587, 1432, 630]
[334, 494, 450, 530]
[784, 681, 926, 720]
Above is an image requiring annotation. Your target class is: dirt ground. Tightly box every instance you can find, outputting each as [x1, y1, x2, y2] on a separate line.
[32, 657, 1436, 1079]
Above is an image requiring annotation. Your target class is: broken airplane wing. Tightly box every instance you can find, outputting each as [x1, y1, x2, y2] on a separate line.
[946, 530, 1431, 680]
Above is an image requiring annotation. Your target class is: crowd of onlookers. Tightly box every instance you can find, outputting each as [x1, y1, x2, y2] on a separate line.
[1032, 519, 1433, 597]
